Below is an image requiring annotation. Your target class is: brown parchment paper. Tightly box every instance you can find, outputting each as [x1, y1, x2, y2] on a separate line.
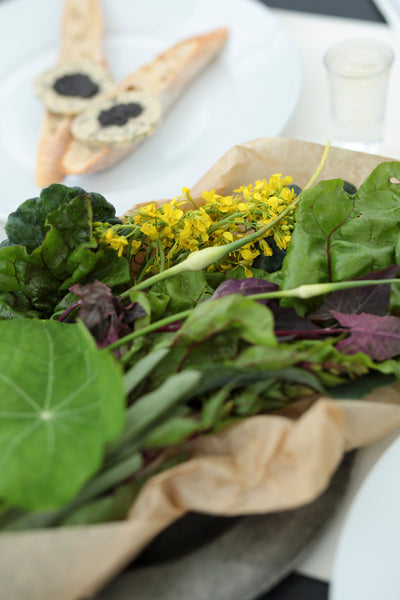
[2, 138, 400, 600]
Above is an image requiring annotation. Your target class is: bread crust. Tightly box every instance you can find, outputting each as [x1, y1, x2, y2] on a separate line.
[61, 27, 229, 175]
[35, 0, 105, 187]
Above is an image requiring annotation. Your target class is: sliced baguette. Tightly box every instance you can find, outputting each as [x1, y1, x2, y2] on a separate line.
[61, 27, 229, 175]
[35, 0, 105, 187]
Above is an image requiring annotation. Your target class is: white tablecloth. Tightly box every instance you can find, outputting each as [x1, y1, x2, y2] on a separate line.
[271, 7, 400, 583]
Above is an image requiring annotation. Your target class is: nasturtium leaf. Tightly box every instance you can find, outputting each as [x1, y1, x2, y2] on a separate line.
[0, 319, 125, 511]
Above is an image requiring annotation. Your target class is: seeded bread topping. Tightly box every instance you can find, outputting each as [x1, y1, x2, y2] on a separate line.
[34, 61, 113, 115]
[71, 90, 161, 147]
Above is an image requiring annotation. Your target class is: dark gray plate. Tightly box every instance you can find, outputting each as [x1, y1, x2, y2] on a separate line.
[96, 452, 354, 600]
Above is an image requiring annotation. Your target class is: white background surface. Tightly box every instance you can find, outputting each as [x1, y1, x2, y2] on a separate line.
[330, 433, 400, 600]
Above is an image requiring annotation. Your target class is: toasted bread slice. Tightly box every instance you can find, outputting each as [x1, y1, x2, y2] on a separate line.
[61, 27, 229, 175]
[35, 0, 105, 187]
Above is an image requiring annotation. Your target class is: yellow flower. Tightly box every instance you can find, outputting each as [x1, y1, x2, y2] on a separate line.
[120, 171, 297, 280]
[223, 231, 234, 242]
[140, 222, 159, 240]
[130, 240, 142, 255]
[103, 229, 129, 257]
[177, 220, 199, 251]
[239, 245, 260, 262]
[162, 225, 175, 240]
[259, 238, 273, 256]
[202, 190, 218, 202]
[133, 202, 157, 222]
[160, 202, 184, 226]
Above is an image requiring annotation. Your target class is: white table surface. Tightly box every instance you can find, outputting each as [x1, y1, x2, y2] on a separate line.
[1, 4, 400, 592]
[270, 7, 400, 583]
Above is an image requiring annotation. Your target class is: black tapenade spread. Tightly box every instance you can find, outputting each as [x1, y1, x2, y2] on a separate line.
[34, 61, 114, 115]
[71, 89, 161, 146]
[53, 73, 100, 98]
[98, 103, 144, 127]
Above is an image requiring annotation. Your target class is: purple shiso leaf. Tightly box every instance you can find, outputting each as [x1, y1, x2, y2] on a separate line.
[70, 281, 145, 348]
[310, 265, 399, 320]
[332, 309, 400, 361]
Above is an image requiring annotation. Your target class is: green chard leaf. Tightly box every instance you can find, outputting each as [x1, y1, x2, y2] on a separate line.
[280, 162, 400, 313]
[0, 319, 125, 511]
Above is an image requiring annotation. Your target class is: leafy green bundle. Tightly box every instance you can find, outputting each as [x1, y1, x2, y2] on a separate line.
[1, 162, 400, 530]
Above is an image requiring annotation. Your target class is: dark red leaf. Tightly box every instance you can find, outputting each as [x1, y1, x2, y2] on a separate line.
[332, 309, 400, 361]
[211, 278, 279, 300]
[270, 304, 331, 341]
[69, 281, 145, 347]
[311, 265, 399, 321]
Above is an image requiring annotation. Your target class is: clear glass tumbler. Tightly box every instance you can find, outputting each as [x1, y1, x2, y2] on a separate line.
[323, 38, 394, 154]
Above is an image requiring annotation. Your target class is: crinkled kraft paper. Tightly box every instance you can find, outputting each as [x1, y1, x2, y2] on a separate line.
[2, 138, 400, 600]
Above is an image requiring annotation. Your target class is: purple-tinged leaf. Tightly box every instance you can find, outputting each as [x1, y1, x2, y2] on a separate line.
[211, 278, 278, 300]
[332, 309, 400, 361]
[311, 265, 399, 320]
[270, 304, 329, 341]
[70, 281, 145, 347]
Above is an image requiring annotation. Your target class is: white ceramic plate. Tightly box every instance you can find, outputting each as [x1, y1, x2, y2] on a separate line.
[330, 431, 400, 600]
[0, 0, 301, 221]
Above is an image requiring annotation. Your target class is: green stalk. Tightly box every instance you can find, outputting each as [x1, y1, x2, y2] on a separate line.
[246, 278, 400, 301]
[110, 275, 399, 353]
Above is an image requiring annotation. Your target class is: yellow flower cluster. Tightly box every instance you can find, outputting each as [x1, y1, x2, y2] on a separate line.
[97, 174, 298, 280]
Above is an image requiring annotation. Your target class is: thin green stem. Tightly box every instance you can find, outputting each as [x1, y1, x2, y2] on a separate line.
[303, 141, 331, 190]
[185, 191, 199, 210]
[155, 238, 165, 272]
[206, 210, 244, 235]
[106, 308, 192, 351]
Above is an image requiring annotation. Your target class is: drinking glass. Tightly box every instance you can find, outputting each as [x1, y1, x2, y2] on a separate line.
[323, 38, 394, 154]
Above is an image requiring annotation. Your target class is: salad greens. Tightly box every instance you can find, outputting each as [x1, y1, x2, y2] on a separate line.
[280, 162, 400, 313]
[2, 160, 400, 528]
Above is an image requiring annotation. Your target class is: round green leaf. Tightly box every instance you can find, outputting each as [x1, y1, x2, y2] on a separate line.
[0, 319, 125, 511]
